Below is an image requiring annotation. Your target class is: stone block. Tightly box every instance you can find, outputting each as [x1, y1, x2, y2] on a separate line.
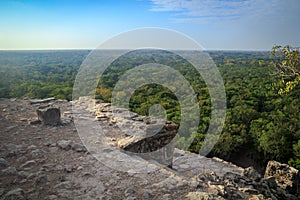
[36, 106, 61, 125]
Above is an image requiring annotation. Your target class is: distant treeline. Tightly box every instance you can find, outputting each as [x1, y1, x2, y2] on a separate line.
[0, 50, 90, 100]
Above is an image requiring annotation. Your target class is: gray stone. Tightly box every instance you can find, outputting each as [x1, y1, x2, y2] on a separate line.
[30, 149, 45, 158]
[28, 119, 41, 125]
[70, 142, 87, 152]
[0, 188, 5, 196]
[46, 195, 58, 200]
[125, 197, 137, 200]
[27, 172, 36, 179]
[82, 172, 93, 177]
[117, 121, 177, 167]
[186, 191, 224, 200]
[146, 123, 165, 137]
[152, 176, 183, 190]
[142, 190, 153, 199]
[19, 160, 36, 169]
[64, 165, 75, 173]
[5, 125, 18, 131]
[35, 173, 48, 184]
[248, 194, 268, 200]
[6, 146, 27, 157]
[27, 145, 37, 150]
[262, 176, 277, 189]
[244, 166, 261, 181]
[124, 188, 136, 197]
[54, 181, 73, 189]
[196, 171, 220, 183]
[3, 188, 25, 200]
[57, 140, 72, 150]
[0, 157, 9, 169]
[57, 189, 73, 198]
[27, 192, 39, 200]
[30, 97, 55, 104]
[61, 117, 72, 124]
[161, 194, 171, 200]
[239, 187, 260, 195]
[132, 116, 145, 121]
[36, 106, 61, 125]
[18, 171, 31, 178]
[19, 117, 27, 122]
[2, 166, 17, 175]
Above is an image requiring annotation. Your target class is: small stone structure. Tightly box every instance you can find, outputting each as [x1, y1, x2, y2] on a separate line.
[36, 106, 61, 125]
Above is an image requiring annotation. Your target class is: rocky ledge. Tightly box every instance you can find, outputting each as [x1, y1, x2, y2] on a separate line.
[0, 97, 299, 200]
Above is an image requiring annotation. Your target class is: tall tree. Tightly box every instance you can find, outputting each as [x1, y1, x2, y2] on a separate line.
[271, 45, 300, 94]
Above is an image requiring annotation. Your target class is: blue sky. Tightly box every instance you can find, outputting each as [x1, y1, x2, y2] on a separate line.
[0, 0, 299, 50]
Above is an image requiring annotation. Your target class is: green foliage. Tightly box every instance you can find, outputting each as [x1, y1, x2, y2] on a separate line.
[288, 158, 300, 170]
[288, 140, 300, 169]
[0, 50, 89, 100]
[271, 45, 300, 95]
[96, 50, 207, 137]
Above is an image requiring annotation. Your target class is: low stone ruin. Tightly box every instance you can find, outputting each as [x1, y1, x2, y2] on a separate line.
[36, 106, 61, 126]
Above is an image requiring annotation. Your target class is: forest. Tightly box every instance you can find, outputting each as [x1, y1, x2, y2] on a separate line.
[0, 49, 299, 171]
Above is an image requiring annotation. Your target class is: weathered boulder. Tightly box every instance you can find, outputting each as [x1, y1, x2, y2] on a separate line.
[264, 160, 299, 194]
[36, 106, 61, 125]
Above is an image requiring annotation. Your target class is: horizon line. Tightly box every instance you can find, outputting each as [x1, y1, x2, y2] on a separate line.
[0, 48, 270, 52]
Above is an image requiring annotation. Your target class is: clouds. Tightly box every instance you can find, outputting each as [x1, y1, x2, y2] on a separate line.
[149, 0, 287, 23]
[151, 0, 250, 15]
[149, 0, 300, 49]
[150, 0, 248, 20]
